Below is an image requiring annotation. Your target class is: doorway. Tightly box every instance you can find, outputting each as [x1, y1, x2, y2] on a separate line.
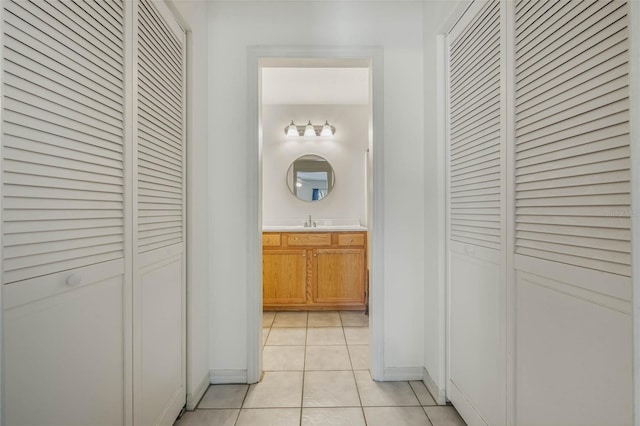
[246, 47, 385, 383]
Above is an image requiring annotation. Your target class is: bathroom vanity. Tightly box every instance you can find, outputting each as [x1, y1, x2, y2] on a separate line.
[262, 229, 367, 311]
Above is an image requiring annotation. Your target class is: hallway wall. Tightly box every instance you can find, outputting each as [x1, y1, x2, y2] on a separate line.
[206, 1, 451, 379]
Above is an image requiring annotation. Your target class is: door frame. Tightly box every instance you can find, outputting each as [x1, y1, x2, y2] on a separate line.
[246, 46, 385, 382]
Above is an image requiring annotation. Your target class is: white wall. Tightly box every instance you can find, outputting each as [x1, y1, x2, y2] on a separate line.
[167, 0, 210, 409]
[208, 1, 443, 376]
[262, 104, 368, 226]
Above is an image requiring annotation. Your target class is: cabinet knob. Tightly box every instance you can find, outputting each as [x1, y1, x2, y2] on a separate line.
[349, 239, 353, 242]
[66, 273, 82, 287]
[313, 253, 317, 257]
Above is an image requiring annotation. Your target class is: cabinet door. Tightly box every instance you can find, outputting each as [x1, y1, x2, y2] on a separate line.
[263, 250, 308, 304]
[314, 249, 364, 304]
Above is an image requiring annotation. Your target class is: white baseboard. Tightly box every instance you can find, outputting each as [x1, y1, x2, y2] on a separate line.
[186, 374, 210, 410]
[382, 367, 423, 381]
[448, 379, 487, 426]
[422, 367, 446, 405]
[209, 369, 248, 384]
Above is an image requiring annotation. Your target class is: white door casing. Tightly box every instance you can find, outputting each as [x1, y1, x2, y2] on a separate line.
[247, 47, 384, 382]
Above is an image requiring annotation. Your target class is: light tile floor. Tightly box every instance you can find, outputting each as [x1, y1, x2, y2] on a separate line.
[175, 311, 466, 426]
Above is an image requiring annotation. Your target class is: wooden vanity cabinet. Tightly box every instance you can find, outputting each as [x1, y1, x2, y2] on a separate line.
[262, 231, 367, 311]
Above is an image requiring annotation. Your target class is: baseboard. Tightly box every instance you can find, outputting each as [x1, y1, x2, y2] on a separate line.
[448, 379, 487, 426]
[209, 369, 248, 384]
[422, 367, 446, 405]
[382, 366, 423, 381]
[186, 373, 210, 410]
[155, 385, 186, 426]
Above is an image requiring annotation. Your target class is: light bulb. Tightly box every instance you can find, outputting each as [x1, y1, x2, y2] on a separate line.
[320, 121, 333, 136]
[304, 121, 316, 137]
[286, 121, 298, 136]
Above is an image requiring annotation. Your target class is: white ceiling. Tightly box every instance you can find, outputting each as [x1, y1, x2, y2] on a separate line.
[261, 67, 370, 105]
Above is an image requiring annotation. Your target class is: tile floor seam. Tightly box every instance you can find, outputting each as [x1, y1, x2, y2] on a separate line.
[344, 316, 369, 425]
[238, 383, 250, 410]
[408, 381, 424, 409]
[232, 406, 241, 426]
[300, 323, 308, 425]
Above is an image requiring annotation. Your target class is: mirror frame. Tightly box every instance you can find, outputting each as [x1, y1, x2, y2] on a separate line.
[286, 154, 335, 202]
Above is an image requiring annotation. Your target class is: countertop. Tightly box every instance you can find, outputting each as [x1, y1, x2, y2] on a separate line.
[262, 225, 368, 232]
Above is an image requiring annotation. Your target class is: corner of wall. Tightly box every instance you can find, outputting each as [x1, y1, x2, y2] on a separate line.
[209, 369, 249, 385]
[186, 373, 210, 411]
[383, 367, 424, 382]
[423, 367, 447, 405]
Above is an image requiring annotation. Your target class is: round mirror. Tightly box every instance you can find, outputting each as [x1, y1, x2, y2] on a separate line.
[286, 155, 335, 202]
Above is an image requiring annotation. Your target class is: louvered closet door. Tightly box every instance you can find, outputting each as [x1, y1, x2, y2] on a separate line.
[446, 1, 506, 425]
[1, 1, 130, 424]
[513, 1, 632, 424]
[133, 1, 187, 424]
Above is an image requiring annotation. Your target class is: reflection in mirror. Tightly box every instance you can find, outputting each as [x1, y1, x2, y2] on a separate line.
[286, 155, 335, 202]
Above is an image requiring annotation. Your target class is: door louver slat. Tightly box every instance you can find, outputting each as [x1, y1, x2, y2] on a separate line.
[514, 0, 631, 277]
[449, 1, 501, 251]
[137, 0, 184, 254]
[2, 0, 125, 285]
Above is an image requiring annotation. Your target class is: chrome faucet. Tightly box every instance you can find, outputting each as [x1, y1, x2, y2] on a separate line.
[304, 215, 312, 227]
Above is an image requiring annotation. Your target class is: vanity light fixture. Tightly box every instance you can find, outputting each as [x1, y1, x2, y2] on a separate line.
[284, 120, 336, 137]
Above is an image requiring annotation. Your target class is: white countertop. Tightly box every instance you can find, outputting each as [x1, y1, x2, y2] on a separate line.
[262, 225, 367, 232]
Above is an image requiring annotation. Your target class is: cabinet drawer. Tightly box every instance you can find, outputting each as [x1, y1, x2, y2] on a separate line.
[262, 233, 281, 247]
[338, 233, 365, 246]
[287, 233, 331, 246]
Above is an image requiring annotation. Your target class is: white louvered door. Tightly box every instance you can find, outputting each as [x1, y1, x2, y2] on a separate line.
[513, 1, 632, 424]
[446, 1, 506, 425]
[2, 1, 131, 424]
[133, 1, 186, 425]
[447, 0, 634, 424]
[1, 0, 187, 424]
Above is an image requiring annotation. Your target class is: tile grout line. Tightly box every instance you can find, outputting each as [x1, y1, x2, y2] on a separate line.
[233, 381, 251, 426]
[342, 312, 369, 426]
[299, 312, 309, 426]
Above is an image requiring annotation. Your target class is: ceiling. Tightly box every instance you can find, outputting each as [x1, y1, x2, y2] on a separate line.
[261, 67, 370, 105]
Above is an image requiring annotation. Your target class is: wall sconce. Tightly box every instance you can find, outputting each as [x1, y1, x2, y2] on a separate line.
[284, 120, 336, 137]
